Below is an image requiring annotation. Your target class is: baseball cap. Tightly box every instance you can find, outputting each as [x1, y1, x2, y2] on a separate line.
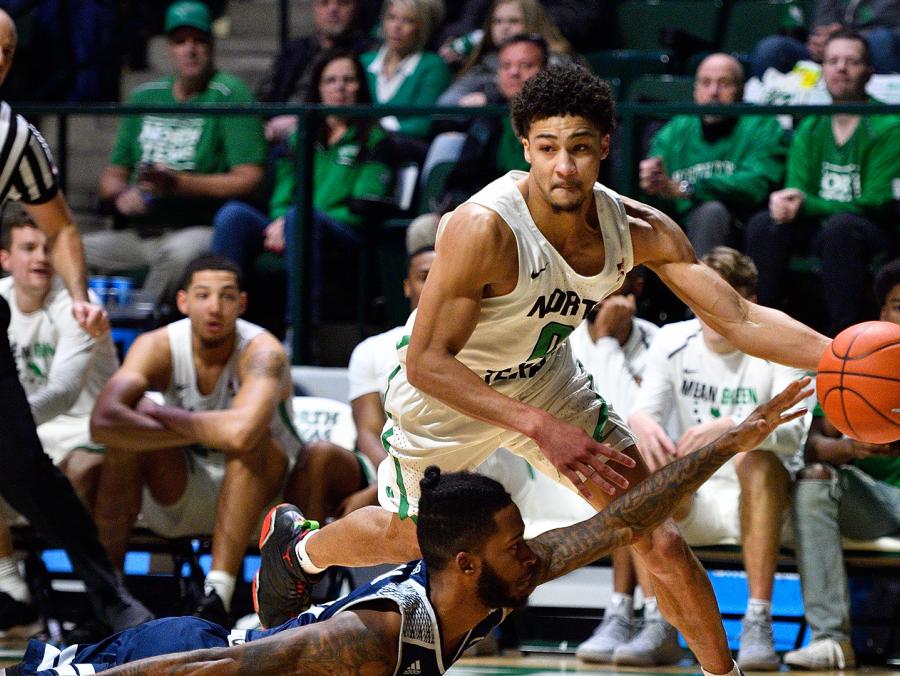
[165, 1, 212, 34]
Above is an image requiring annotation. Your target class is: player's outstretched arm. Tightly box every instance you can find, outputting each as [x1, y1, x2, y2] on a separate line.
[529, 377, 813, 585]
[96, 606, 401, 676]
[623, 196, 829, 371]
[146, 332, 291, 454]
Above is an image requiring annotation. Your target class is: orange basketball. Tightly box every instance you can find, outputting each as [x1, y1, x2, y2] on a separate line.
[816, 321, 900, 444]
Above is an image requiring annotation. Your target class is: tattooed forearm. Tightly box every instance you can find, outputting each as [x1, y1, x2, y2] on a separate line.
[100, 611, 398, 676]
[533, 432, 738, 583]
[245, 349, 288, 380]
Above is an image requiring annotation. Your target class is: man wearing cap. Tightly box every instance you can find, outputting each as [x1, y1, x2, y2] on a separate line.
[87, 0, 267, 307]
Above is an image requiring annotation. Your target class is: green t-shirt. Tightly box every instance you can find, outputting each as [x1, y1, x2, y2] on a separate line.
[496, 117, 528, 174]
[787, 104, 900, 224]
[110, 70, 267, 227]
[270, 124, 393, 228]
[648, 115, 788, 216]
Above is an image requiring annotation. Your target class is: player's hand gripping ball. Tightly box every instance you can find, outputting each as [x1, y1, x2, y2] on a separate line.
[817, 321, 900, 444]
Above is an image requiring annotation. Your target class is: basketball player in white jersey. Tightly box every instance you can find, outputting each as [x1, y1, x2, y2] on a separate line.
[90, 256, 300, 626]
[0, 214, 118, 628]
[258, 65, 830, 676]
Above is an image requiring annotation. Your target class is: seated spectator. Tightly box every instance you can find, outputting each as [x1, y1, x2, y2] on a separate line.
[442, 34, 547, 204]
[0, 210, 118, 631]
[437, 0, 576, 107]
[256, 0, 378, 143]
[89, 1, 266, 306]
[745, 30, 900, 336]
[639, 54, 787, 257]
[784, 257, 900, 670]
[90, 256, 298, 627]
[211, 49, 393, 324]
[283, 244, 436, 520]
[569, 268, 660, 665]
[626, 248, 811, 671]
[362, 0, 452, 151]
[751, 0, 899, 77]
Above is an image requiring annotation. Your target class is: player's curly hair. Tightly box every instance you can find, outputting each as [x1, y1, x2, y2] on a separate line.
[510, 63, 616, 139]
[875, 258, 900, 309]
[417, 466, 513, 572]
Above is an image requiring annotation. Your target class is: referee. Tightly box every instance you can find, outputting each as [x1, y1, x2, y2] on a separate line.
[0, 9, 153, 634]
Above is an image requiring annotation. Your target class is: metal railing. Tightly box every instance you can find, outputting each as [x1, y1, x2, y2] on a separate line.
[13, 100, 899, 363]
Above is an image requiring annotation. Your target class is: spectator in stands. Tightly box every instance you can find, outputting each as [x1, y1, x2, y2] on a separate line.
[784, 258, 900, 670]
[625, 248, 811, 671]
[436, 0, 575, 107]
[751, 0, 900, 77]
[361, 0, 452, 153]
[569, 268, 660, 664]
[89, 0, 266, 307]
[90, 256, 298, 627]
[745, 30, 900, 336]
[441, 34, 547, 205]
[211, 49, 393, 324]
[0, 209, 118, 632]
[257, 0, 377, 143]
[283, 244, 436, 520]
[639, 53, 787, 257]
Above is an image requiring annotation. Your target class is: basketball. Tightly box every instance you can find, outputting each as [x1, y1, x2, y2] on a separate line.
[817, 321, 900, 444]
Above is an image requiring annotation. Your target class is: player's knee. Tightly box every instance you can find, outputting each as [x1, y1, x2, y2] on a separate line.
[796, 462, 834, 481]
[637, 520, 690, 569]
[736, 449, 788, 488]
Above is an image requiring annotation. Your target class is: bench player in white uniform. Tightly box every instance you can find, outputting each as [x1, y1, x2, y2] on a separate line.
[0, 214, 118, 628]
[257, 65, 831, 676]
[625, 247, 811, 670]
[90, 256, 300, 626]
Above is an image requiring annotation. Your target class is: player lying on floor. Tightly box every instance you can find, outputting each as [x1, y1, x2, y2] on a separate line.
[9, 378, 813, 676]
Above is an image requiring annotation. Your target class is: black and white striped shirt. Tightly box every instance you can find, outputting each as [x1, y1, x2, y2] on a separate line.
[0, 100, 60, 377]
[0, 100, 58, 206]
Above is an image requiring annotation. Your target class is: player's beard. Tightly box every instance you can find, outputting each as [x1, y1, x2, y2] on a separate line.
[476, 560, 530, 609]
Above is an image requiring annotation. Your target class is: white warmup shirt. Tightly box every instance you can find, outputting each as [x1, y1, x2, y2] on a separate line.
[348, 325, 406, 402]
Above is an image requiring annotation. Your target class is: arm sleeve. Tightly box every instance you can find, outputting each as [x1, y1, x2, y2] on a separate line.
[220, 82, 268, 168]
[756, 364, 813, 457]
[436, 65, 495, 106]
[28, 302, 95, 426]
[109, 92, 142, 171]
[630, 332, 674, 423]
[10, 122, 60, 205]
[694, 119, 787, 207]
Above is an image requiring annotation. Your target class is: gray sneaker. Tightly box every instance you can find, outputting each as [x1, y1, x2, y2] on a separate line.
[576, 612, 636, 663]
[736, 617, 780, 671]
[784, 637, 856, 670]
[612, 616, 683, 666]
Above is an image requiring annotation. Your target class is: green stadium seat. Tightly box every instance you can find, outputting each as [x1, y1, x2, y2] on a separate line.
[721, 0, 806, 55]
[618, 0, 723, 52]
[585, 50, 672, 95]
[627, 74, 696, 102]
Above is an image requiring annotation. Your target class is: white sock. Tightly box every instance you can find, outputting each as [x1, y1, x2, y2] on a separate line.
[294, 529, 326, 575]
[745, 597, 772, 622]
[0, 556, 29, 604]
[702, 659, 742, 676]
[204, 570, 236, 611]
[643, 596, 660, 620]
[608, 592, 634, 619]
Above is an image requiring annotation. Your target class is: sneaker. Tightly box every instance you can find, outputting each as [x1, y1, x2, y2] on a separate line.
[104, 581, 154, 632]
[193, 589, 230, 628]
[576, 612, 636, 663]
[0, 592, 38, 633]
[612, 616, 683, 666]
[784, 637, 856, 670]
[737, 616, 780, 671]
[253, 503, 320, 629]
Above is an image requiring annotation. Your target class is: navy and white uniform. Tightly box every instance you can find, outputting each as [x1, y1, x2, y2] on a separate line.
[19, 560, 508, 676]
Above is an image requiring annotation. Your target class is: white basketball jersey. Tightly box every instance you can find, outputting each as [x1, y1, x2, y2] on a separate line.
[164, 318, 301, 460]
[401, 170, 634, 393]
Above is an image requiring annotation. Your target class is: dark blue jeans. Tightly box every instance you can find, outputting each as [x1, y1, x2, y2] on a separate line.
[211, 200, 363, 323]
